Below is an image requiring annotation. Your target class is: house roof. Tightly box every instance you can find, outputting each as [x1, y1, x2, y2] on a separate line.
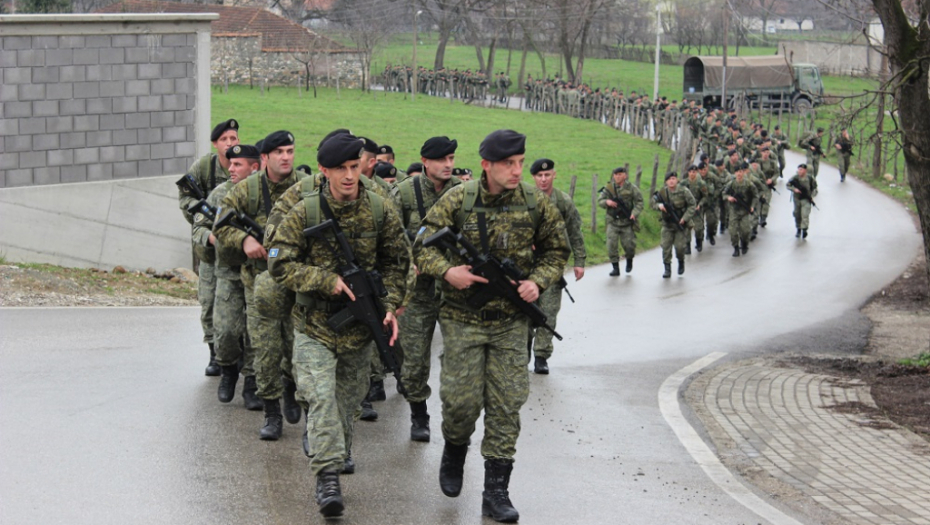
[96, 0, 345, 52]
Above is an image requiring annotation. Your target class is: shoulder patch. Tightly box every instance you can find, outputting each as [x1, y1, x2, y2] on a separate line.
[268, 248, 279, 258]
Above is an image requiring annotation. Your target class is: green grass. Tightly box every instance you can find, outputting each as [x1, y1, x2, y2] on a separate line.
[899, 352, 930, 368]
[213, 85, 672, 264]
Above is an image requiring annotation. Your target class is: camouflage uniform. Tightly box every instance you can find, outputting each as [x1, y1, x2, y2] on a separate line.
[788, 172, 818, 231]
[414, 177, 569, 459]
[651, 185, 696, 265]
[772, 130, 789, 176]
[722, 176, 760, 250]
[679, 174, 708, 250]
[597, 180, 644, 263]
[799, 131, 824, 178]
[533, 187, 585, 361]
[268, 188, 409, 476]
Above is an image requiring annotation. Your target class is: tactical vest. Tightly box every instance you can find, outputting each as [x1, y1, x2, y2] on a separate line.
[454, 180, 540, 233]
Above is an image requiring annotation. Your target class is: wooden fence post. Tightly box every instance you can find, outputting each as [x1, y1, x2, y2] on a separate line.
[590, 173, 598, 233]
[569, 174, 577, 199]
[634, 164, 643, 187]
[649, 154, 660, 195]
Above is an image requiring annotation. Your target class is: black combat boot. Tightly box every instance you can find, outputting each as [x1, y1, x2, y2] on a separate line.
[609, 262, 620, 276]
[760, 215, 768, 228]
[315, 471, 344, 518]
[205, 343, 220, 376]
[795, 228, 801, 238]
[662, 263, 671, 279]
[342, 450, 355, 474]
[741, 241, 749, 255]
[360, 396, 378, 421]
[217, 365, 239, 403]
[802, 229, 808, 239]
[684, 243, 691, 255]
[695, 239, 703, 252]
[625, 257, 633, 273]
[410, 401, 431, 442]
[533, 356, 549, 374]
[751, 226, 758, 241]
[259, 399, 283, 441]
[732, 246, 741, 257]
[368, 379, 386, 402]
[241, 375, 262, 411]
[439, 440, 469, 497]
[282, 378, 302, 424]
[677, 258, 685, 275]
[482, 459, 520, 523]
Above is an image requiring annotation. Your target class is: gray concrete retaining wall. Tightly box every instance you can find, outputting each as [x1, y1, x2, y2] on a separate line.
[780, 41, 883, 77]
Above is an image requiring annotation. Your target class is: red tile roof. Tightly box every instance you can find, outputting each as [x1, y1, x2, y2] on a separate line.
[96, 0, 346, 52]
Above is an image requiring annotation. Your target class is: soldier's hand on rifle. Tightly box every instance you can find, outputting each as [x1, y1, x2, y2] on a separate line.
[679, 218, 686, 226]
[517, 280, 540, 302]
[208, 233, 216, 246]
[383, 311, 399, 346]
[606, 200, 618, 208]
[727, 196, 737, 203]
[573, 267, 585, 281]
[658, 203, 667, 212]
[792, 188, 801, 194]
[444, 265, 489, 290]
[243, 236, 267, 259]
[333, 277, 356, 301]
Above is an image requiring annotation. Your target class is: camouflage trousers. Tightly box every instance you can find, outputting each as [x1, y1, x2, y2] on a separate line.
[292, 331, 369, 476]
[777, 153, 786, 176]
[606, 221, 637, 263]
[806, 151, 821, 178]
[398, 285, 441, 403]
[703, 204, 719, 238]
[213, 276, 254, 375]
[793, 198, 812, 230]
[660, 224, 688, 264]
[249, 270, 296, 400]
[760, 186, 773, 217]
[438, 316, 531, 460]
[533, 281, 562, 360]
[838, 153, 852, 177]
[690, 208, 705, 245]
[197, 261, 216, 344]
[728, 210, 754, 247]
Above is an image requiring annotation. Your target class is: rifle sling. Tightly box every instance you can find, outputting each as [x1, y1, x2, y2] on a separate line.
[473, 193, 492, 255]
[260, 174, 273, 218]
[412, 176, 427, 223]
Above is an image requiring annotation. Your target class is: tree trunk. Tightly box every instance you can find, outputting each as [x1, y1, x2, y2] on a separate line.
[517, 38, 528, 89]
[486, 37, 497, 77]
[434, 26, 452, 70]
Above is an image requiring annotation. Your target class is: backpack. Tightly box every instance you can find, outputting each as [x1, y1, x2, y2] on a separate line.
[453, 179, 540, 231]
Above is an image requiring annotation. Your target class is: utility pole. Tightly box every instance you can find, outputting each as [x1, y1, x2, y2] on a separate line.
[722, 3, 730, 109]
[653, 4, 661, 102]
[412, 7, 421, 102]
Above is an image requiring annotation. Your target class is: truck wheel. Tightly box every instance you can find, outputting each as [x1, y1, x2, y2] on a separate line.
[793, 98, 812, 115]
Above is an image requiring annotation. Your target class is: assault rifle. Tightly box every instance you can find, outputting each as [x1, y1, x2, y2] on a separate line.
[599, 187, 633, 220]
[787, 179, 819, 210]
[176, 174, 217, 220]
[724, 186, 754, 214]
[422, 227, 562, 341]
[214, 210, 265, 243]
[303, 220, 406, 395]
[764, 177, 781, 195]
[652, 191, 685, 231]
[558, 276, 575, 304]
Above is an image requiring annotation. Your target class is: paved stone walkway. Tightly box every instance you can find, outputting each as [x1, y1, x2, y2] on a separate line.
[700, 361, 930, 525]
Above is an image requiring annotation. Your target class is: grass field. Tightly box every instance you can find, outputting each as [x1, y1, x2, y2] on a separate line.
[213, 85, 673, 265]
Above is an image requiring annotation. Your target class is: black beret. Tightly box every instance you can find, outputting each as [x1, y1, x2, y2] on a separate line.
[798, 163, 808, 169]
[688, 164, 699, 172]
[420, 136, 458, 160]
[774, 125, 781, 130]
[254, 139, 264, 152]
[359, 137, 379, 154]
[530, 158, 555, 175]
[318, 129, 351, 150]
[377, 144, 394, 155]
[451, 168, 465, 176]
[317, 133, 364, 168]
[697, 162, 707, 170]
[211, 119, 239, 141]
[664, 171, 678, 181]
[759, 146, 770, 152]
[479, 129, 526, 162]
[714, 159, 725, 166]
[260, 130, 294, 154]
[816, 127, 825, 133]
[374, 161, 397, 179]
[738, 162, 750, 171]
[612, 166, 627, 174]
[226, 144, 260, 160]
[406, 162, 424, 174]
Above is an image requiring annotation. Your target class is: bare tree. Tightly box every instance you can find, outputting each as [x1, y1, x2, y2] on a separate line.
[418, 0, 473, 70]
[329, 0, 394, 91]
[530, 0, 608, 84]
[289, 32, 326, 97]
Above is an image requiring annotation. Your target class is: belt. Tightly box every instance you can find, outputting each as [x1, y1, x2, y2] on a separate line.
[295, 293, 345, 313]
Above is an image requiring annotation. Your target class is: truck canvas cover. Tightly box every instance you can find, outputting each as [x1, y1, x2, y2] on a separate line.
[684, 56, 793, 90]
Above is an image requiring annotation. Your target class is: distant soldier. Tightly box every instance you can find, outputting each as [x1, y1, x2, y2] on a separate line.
[698, 162, 718, 246]
[756, 147, 779, 228]
[834, 128, 854, 182]
[722, 162, 759, 257]
[679, 165, 709, 254]
[496, 71, 511, 103]
[771, 124, 789, 176]
[651, 172, 695, 278]
[529, 158, 586, 375]
[788, 163, 818, 239]
[598, 166, 644, 275]
[799, 127, 825, 178]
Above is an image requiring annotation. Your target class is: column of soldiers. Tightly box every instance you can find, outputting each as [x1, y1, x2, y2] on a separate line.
[381, 64, 493, 101]
[179, 121, 582, 522]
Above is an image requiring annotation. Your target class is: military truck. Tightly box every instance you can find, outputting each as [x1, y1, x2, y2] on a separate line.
[683, 56, 824, 112]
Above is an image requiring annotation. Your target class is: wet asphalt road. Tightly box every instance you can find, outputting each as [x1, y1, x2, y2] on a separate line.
[0, 153, 920, 525]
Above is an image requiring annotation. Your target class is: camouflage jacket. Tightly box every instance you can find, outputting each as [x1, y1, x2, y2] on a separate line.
[178, 153, 231, 224]
[651, 186, 696, 227]
[597, 180, 644, 227]
[722, 177, 760, 214]
[545, 188, 587, 268]
[788, 173, 818, 199]
[680, 176, 709, 210]
[192, 179, 247, 278]
[267, 188, 409, 349]
[392, 174, 462, 236]
[414, 175, 569, 324]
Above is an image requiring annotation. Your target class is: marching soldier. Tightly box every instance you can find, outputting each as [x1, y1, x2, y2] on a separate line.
[799, 127, 825, 178]
[651, 172, 695, 278]
[722, 162, 759, 256]
[788, 163, 818, 238]
[598, 166, 644, 275]
[679, 165, 709, 254]
[834, 128, 854, 182]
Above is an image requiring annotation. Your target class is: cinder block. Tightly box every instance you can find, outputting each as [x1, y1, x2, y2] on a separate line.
[47, 149, 73, 167]
[151, 78, 174, 95]
[60, 65, 87, 82]
[162, 126, 186, 142]
[61, 132, 87, 149]
[74, 147, 100, 165]
[162, 62, 186, 79]
[138, 63, 161, 79]
[5, 135, 32, 153]
[173, 78, 194, 94]
[3, 37, 32, 50]
[137, 128, 162, 144]
[100, 81, 125, 97]
[46, 116, 74, 133]
[0, 118, 18, 135]
[34, 167, 62, 185]
[33, 100, 58, 117]
[139, 159, 163, 177]
[100, 145, 126, 163]
[32, 66, 60, 83]
[99, 48, 125, 65]
[17, 49, 45, 67]
[0, 152, 18, 170]
[112, 64, 138, 80]
[0, 50, 15, 68]
[152, 47, 175, 63]
[85, 65, 112, 81]
[73, 82, 100, 99]
[18, 117, 44, 135]
[126, 112, 150, 129]
[6, 169, 34, 187]
[174, 46, 195, 62]
[74, 115, 100, 132]
[126, 79, 150, 96]
[45, 49, 73, 67]
[85, 36, 111, 48]
[112, 129, 138, 146]
[4, 102, 32, 118]
[46, 83, 73, 100]
[73, 48, 100, 66]
[150, 111, 173, 127]
[87, 163, 114, 181]
[34, 36, 59, 49]
[32, 134, 60, 151]
[126, 47, 153, 64]
[86, 98, 112, 115]
[151, 143, 174, 160]
[174, 110, 193, 125]
[138, 95, 162, 112]
[0, 84, 17, 102]
[61, 165, 88, 183]
[3, 68, 31, 84]
[163, 157, 189, 175]
[113, 161, 139, 179]
[86, 131, 112, 147]
[113, 96, 138, 114]
[60, 99, 87, 116]
[17, 84, 46, 101]
[112, 35, 136, 47]
[161, 34, 187, 47]
[126, 144, 150, 161]
[59, 36, 86, 49]
[100, 114, 125, 131]
[20, 151, 47, 168]
[163, 94, 187, 111]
